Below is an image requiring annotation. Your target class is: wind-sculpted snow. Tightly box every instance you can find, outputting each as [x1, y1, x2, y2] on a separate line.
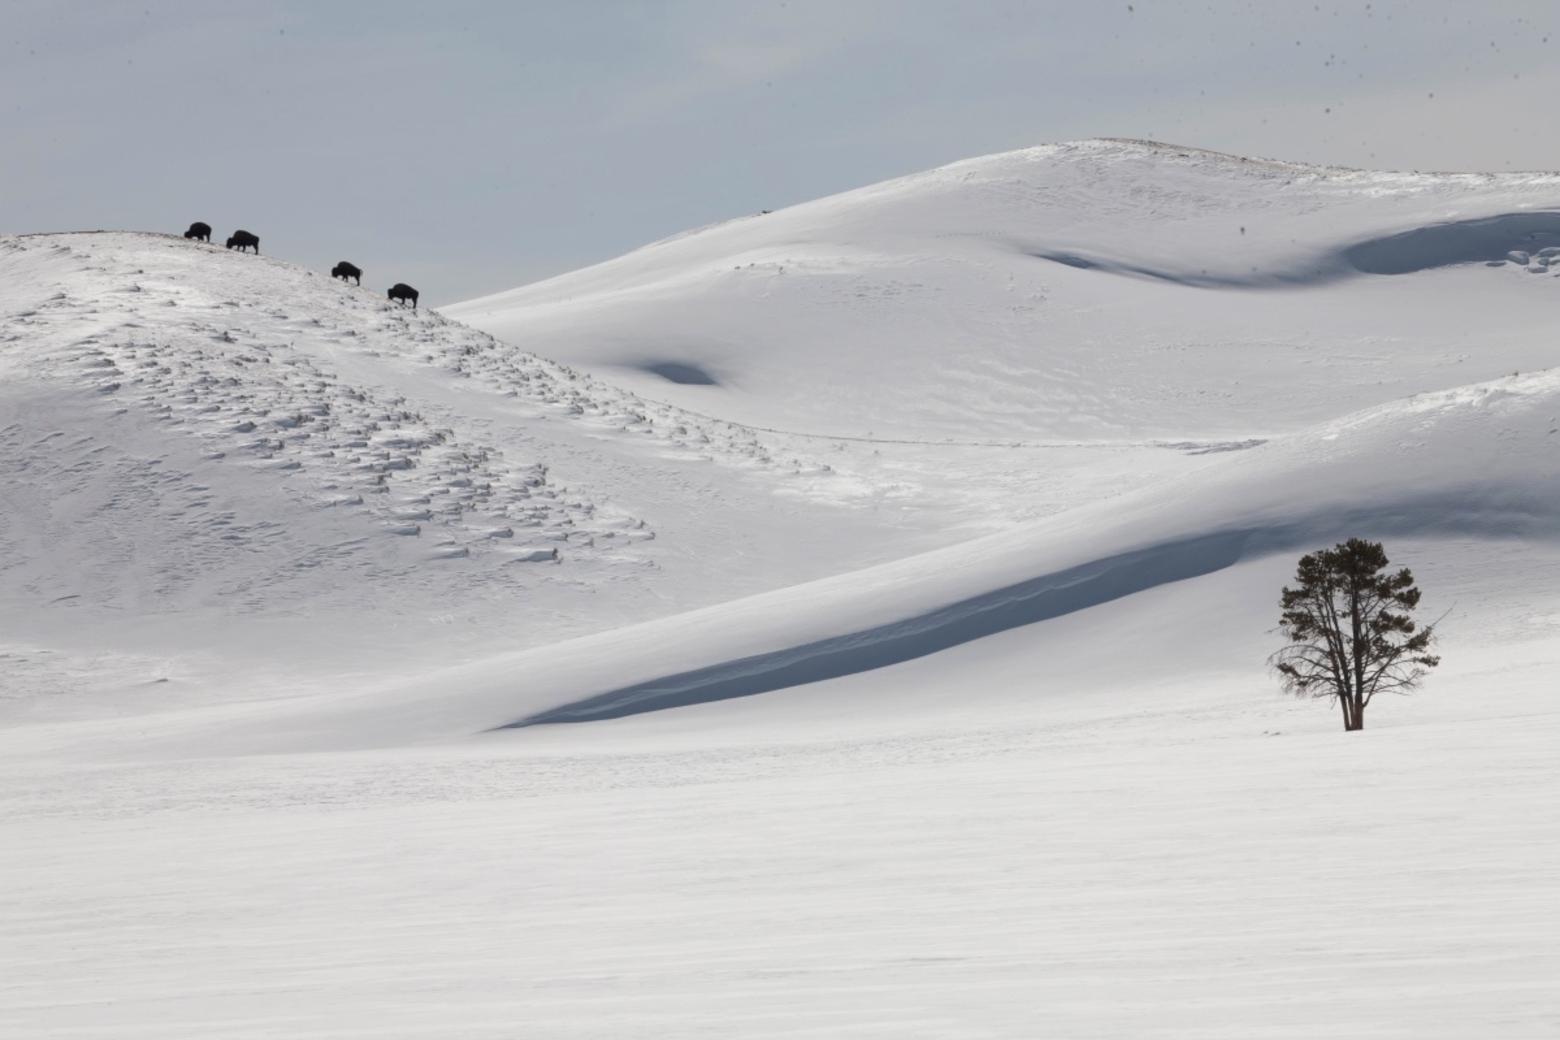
[0, 234, 656, 577]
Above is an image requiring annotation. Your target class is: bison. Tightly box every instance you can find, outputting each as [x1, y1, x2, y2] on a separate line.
[331, 261, 362, 285]
[183, 221, 211, 242]
[387, 283, 419, 310]
[225, 230, 260, 254]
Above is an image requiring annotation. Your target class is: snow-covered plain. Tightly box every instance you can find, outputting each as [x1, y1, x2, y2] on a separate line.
[4, 140, 1559, 1037]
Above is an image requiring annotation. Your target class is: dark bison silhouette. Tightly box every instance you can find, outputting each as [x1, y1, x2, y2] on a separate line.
[225, 230, 260, 254]
[331, 261, 362, 285]
[183, 222, 211, 242]
[387, 283, 419, 309]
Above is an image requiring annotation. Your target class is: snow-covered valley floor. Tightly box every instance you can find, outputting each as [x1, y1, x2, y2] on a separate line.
[4, 141, 1560, 1036]
[7, 674, 1556, 1039]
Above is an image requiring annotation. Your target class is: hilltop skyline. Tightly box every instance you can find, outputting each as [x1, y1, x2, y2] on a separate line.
[5, 1, 1559, 303]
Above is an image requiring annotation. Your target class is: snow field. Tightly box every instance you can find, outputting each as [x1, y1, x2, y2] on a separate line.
[5, 140, 1560, 1036]
[4, 623, 1556, 1038]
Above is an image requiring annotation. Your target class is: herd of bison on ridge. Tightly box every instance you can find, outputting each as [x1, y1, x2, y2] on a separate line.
[181, 221, 419, 309]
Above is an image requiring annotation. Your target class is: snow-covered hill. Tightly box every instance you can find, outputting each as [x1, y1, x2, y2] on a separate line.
[450, 138, 1560, 440]
[0, 231, 979, 703]
[5, 143, 1560, 1038]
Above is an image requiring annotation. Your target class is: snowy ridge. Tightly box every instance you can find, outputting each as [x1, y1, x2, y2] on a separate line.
[450, 138, 1560, 441]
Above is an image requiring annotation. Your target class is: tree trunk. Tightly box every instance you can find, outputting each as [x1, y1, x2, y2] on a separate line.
[1345, 697, 1365, 731]
[1349, 586, 1367, 732]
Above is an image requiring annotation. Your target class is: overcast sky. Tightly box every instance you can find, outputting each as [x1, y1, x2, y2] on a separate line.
[5, 2, 1559, 303]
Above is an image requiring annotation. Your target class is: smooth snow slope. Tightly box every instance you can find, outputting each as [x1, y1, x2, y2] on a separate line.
[450, 138, 1560, 440]
[4, 142, 1560, 1038]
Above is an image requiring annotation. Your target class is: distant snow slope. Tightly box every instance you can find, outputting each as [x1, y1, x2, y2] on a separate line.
[450, 138, 1560, 440]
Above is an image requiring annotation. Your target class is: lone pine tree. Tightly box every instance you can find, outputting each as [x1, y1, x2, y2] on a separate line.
[1271, 538, 1440, 732]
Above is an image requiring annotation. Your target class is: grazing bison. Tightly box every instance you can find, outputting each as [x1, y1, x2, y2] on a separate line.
[225, 230, 260, 254]
[331, 261, 362, 285]
[183, 221, 211, 242]
[387, 282, 419, 310]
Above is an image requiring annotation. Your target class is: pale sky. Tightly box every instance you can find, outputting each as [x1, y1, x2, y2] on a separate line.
[5, 1, 1559, 303]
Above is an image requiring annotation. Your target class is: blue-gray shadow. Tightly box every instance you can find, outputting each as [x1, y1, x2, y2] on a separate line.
[636, 361, 719, 385]
[1034, 211, 1560, 287]
[502, 529, 1257, 727]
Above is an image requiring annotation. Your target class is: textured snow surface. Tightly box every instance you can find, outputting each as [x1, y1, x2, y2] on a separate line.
[4, 141, 1560, 1037]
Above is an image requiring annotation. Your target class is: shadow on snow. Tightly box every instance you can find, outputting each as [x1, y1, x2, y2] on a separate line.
[1033, 211, 1560, 288]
